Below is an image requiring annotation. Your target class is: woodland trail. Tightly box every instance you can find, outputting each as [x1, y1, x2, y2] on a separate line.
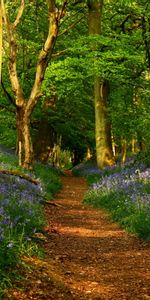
[6, 172, 150, 300]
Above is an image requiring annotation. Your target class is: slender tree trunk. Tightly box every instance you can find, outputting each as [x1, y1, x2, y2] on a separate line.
[72, 148, 82, 166]
[121, 138, 127, 164]
[131, 138, 136, 153]
[86, 147, 92, 160]
[88, 0, 114, 169]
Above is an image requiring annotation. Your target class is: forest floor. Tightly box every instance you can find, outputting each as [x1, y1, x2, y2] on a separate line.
[5, 171, 150, 300]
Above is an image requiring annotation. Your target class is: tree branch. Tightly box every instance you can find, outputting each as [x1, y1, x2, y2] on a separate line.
[119, 14, 130, 33]
[52, 48, 68, 57]
[13, 0, 25, 29]
[58, 15, 84, 37]
[1, 0, 24, 106]
[1, 76, 16, 107]
[58, 0, 68, 22]
[0, 169, 39, 185]
[58, 5, 86, 30]
[0, 104, 15, 114]
[27, 3, 59, 114]
[1, 0, 10, 36]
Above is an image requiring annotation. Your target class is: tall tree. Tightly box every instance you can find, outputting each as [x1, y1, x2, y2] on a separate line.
[87, 0, 114, 169]
[1, 0, 67, 169]
[0, 0, 2, 81]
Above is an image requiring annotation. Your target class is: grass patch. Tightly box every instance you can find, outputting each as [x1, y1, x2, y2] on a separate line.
[34, 162, 62, 199]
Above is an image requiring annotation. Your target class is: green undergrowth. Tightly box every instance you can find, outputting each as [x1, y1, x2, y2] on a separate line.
[84, 189, 150, 241]
[83, 163, 150, 242]
[0, 147, 62, 297]
[34, 162, 62, 199]
[0, 150, 62, 199]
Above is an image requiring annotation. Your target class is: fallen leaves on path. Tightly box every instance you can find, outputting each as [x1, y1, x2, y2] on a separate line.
[5, 172, 150, 300]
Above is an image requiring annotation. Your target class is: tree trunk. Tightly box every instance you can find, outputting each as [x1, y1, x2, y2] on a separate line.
[121, 138, 127, 165]
[131, 138, 136, 153]
[0, 0, 2, 81]
[71, 148, 82, 167]
[95, 80, 114, 168]
[34, 120, 56, 163]
[88, 0, 114, 169]
[16, 105, 33, 168]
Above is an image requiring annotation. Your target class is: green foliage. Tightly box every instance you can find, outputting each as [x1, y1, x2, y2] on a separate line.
[84, 188, 150, 240]
[137, 150, 150, 167]
[0, 149, 62, 295]
[84, 165, 150, 241]
[1, 0, 150, 163]
[34, 162, 62, 199]
[0, 110, 16, 148]
[42, 55, 95, 156]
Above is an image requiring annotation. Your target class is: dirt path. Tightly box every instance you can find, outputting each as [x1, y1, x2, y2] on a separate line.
[6, 173, 150, 300]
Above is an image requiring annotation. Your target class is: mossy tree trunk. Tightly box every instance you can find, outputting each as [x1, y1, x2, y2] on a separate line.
[88, 0, 114, 169]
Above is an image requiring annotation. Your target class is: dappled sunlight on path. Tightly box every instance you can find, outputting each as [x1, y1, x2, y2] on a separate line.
[5, 172, 150, 299]
[44, 173, 150, 300]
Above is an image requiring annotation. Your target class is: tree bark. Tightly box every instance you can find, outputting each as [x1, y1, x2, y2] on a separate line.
[16, 105, 33, 168]
[121, 138, 127, 164]
[94, 80, 114, 168]
[2, 0, 67, 169]
[88, 0, 114, 169]
[0, 0, 2, 81]
[34, 120, 56, 163]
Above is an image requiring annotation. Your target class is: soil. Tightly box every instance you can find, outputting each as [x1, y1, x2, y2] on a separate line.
[5, 172, 150, 300]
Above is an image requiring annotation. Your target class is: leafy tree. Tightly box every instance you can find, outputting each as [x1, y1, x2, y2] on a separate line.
[1, 0, 68, 169]
[1, 0, 150, 169]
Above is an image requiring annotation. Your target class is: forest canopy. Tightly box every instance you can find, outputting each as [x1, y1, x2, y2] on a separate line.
[0, 0, 150, 169]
